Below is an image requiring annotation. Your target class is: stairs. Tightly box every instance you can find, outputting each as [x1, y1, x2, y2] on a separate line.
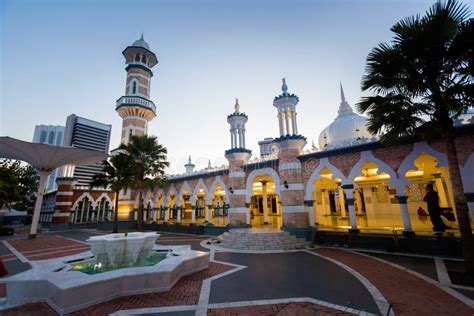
[216, 228, 311, 251]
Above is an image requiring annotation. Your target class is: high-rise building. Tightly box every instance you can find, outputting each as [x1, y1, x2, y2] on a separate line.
[32, 125, 65, 191]
[62, 114, 112, 186]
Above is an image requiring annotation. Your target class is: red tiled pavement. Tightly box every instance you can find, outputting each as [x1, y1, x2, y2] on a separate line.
[5, 236, 90, 261]
[2, 262, 234, 315]
[313, 248, 473, 315]
[208, 302, 352, 315]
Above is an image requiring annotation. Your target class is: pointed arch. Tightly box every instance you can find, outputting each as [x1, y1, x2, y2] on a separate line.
[165, 184, 177, 206]
[192, 178, 211, 204]
[398, 142, 448, 187]
[348, 151, 401, 190]
[177, 181, 193, 204]
[72, 192, 96, 210]
[304, 158, 348, 200]
[96, 192, 113, 206]
[209, 176, 229, 204]
[245, 168, 281, 203]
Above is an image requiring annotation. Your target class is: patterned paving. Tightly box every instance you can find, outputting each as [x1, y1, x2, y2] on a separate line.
[313, 248, 473, 315]
[208, 302, 353, 315]
[5, 236, 90, 261]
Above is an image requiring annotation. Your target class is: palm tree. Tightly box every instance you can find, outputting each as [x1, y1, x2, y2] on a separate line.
[91, 153, 134, 233]
[119, 135, 168, 231]
[357, 0, 474, 275]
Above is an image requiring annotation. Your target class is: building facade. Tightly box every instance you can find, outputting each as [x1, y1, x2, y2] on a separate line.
[32, 124, 65, 191]
[62, 114, 112, 186]
[40, 36, 474, 237]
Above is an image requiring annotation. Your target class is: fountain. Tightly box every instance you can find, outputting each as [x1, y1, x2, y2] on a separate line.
[3, 233, 209, 314]
[87, 232, 159, 268]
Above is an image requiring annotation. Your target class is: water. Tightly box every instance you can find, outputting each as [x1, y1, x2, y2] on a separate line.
[69, 252, 169, 275]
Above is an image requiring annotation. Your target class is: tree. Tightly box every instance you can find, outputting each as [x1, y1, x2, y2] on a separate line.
[91, 153, 135, 233]
[119, 135, 169, 231]
[0, 159, 39, 210]
[357, 0, 474, 275]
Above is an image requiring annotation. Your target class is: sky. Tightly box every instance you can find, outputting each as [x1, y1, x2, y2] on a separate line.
[2, 0, 471, 173]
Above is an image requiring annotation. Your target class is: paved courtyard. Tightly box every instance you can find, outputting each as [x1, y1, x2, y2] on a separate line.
[0, 229, 473, 315]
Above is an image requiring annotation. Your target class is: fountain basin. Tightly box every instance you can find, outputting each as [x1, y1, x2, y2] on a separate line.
[87, 232, 159, 268]
[4, 245, 209, 315]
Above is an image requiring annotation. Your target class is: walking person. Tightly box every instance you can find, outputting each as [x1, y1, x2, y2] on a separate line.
[423, 183, 446, 234]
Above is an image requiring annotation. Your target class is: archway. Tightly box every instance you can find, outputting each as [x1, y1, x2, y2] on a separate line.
[404, 152, 456, 232]
[210, 183, 227, 226]
[353, 161, 402, 230]
[177, 182, 193, 224]
[311, 167, 352, 229]
[192, 180, 210, 224]
[249, 174, 282, 228]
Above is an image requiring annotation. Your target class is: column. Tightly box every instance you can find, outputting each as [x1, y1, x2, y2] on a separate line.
[293, 112, 298, 135]
[204, 204, 210, 223]
[343, 188, 358, 233]
[152, 207, 157, 222]
[238, 129, 243, 148]
[164, 205, 170, 222]
[206, 204, 213, 224]
[321, 190, 328, 215]
[434, 176, 449, 208]
[242, 129, 246, 148]
[305, 200, 315, 227]
[191, 205, 196, 223]
[338, 188, 347, 216]
[230, 129, 234, 148]
[30, 171, 49, 238]
[291, 111, 296, 135]
[278, 112, 284, 136]
[177, 206, 181, 223]
[284, 111, 290, 136]
[261, 181, 270, 224]
[396, 195, 414, 235]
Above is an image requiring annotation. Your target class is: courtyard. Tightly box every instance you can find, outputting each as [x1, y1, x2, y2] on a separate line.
[0, 228, 472, 315]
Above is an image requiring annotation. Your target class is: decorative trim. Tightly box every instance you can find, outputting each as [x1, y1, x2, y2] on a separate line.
[282, 205, 305, 213]
[279, 162, 301, 171]
[228, 207, 248, 213]
[125, 64, 153, 76]
[229, 171, 246, 178]
[280, 183, 304, 191]
[56, 192, 73, 196]
[55, 202, 72, 206]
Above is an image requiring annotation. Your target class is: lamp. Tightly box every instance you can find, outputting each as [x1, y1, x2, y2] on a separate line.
[284, 181, 289, 189]
[229, 187, 234, 194]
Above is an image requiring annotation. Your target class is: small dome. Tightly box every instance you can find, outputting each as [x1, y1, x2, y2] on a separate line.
[318, 84, 373, 149]
[132, 34, 150, 50]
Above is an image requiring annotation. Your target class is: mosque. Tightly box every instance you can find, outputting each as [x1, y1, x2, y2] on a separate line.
[45, 36, 474, 237]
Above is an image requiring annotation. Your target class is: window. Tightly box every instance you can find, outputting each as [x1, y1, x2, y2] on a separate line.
[132, 81, 137, 94]
[75, 196, 92, 223]
[40, 131, 47, 143]
[129, 129, 133, 141]
[56, 132, 63, 146]
[141, 55, 147, 64]
[135, 54, 140, 62]
[48, 131, 55, 144]
[97, 197, 110, 221]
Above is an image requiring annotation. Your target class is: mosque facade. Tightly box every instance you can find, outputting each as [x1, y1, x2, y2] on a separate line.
[43, 36, 474, 236]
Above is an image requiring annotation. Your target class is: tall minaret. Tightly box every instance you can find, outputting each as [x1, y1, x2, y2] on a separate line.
[273, 78, 300, 137]
[227, 98, 248, 149]
[116, 34, 158, 144]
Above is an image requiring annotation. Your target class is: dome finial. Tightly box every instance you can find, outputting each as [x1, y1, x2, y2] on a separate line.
[188, 155, 192, 164]
[234, 98, 240, 113]
[208, 160, 211, 168]
[340, 82, 346, 102]
[140, 33, 144, 40]
[282, 77, 288, 93]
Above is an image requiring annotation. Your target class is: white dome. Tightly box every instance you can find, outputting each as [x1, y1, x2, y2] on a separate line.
[132, 34, 150, 50]
[318, 85, 374, 149]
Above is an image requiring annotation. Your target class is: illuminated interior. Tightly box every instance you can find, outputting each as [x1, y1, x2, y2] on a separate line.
[250, 175, 282, 228]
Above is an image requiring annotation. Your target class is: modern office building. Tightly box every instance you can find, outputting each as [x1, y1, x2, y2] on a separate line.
[62, 114, 112, 186]
[32, 125, 65, 191]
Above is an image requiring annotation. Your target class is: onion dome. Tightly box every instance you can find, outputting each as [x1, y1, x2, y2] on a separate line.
[318, 83, 373, 149]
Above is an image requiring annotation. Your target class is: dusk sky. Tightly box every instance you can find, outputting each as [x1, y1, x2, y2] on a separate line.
[2, 0, 468, 173]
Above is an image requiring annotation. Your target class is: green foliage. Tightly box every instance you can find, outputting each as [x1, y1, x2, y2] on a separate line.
[357, 0, 473, 144]
[0, 159, 39, 210]
[91, 153, 135, 194]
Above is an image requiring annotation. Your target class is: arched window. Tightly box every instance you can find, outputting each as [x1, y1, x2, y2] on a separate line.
[75, 196, 92, 223]
[40, 131, 47, 143]
[135, 53, 140, 62]
[141, 55, 147, 64]
[97, 197, 110, 221]
[56, 132, 63, 146]
[48, 131, 55, 145]
[132, 81, 137, 94]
